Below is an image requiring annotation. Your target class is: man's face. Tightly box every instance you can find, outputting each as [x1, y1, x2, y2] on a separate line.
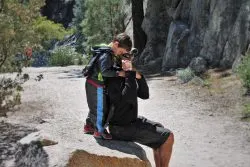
[116, 47, 129, 56]
[113, 41, 129, 56]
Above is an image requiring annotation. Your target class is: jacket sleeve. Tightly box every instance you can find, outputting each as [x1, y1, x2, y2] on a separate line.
[98, 53, 118, 77]
[108, 71, 137, 105]
[136, 75, 149, 99]
[121, 71, 138, 101]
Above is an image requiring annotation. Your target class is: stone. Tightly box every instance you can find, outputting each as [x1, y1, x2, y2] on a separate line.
[189, 57, 207, 74]
[41, 0, 75, 28]
[15, 141, 49, 167]
[139, 0, 250, 73]
[162, 21, 190, 71]
[67, 150, 151, 167]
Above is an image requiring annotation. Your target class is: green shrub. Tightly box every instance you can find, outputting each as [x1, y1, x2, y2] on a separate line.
[0, 74, 28, 116]
[177, 68, 195, 83]
[242, 103, 250, 119]
[0, 0, 73, 73]
[49, 46, 87, 66]
[237, 53, 250, 90]
[33, 17, 73, 42]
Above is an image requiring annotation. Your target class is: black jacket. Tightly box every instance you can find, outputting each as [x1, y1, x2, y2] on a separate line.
[88, 47, 121, 83]
[106, 71, 149, 126]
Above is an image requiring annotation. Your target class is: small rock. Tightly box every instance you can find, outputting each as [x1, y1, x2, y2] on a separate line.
[209, 113, 214, 117]
[40, 139, 58, 147]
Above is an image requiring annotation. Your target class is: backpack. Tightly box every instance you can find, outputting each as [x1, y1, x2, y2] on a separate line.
[82, 46, 112, 77]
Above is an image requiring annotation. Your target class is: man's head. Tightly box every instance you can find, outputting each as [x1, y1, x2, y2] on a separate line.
[111, 33, 132, 56]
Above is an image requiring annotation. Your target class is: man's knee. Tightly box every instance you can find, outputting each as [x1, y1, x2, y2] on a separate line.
[167, 133, 174, 145]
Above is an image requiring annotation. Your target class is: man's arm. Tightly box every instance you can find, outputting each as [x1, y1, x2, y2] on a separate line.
[99, 53, 122, 77]
[107, 71, 137, 105]
[121, 71, 138, 100]
[136, 74, 149, 99]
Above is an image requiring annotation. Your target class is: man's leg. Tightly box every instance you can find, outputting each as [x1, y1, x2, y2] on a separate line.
[158, 133, 174, 167]
[133, 118, 174, 167]
[153, 148, 161, 167]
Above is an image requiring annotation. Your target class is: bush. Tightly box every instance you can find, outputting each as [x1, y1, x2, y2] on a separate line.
[0, 0, 73, 73]
[242, 103, 250, 119]
[0, 74, 28, 116]
[33, 17, 73, 42]
[177, 68, 195, 83]
[49, 46, 87, 66]
[237, 53, 250, 90]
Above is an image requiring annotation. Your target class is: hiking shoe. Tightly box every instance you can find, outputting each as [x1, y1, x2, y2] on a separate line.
[83, 124, 95, 134]
[93, 130, 112, 140]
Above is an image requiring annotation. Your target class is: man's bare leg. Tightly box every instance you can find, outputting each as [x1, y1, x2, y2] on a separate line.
[153, 148, 161, 167]
[159, 133, 174, 167]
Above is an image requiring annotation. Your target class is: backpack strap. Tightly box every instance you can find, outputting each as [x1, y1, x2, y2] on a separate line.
[82, 47, 113, 77]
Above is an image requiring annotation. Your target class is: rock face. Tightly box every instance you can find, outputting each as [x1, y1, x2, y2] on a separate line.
[41, 0, 75, 28]
[140, 0, 250, 73]
[0, 122, 38, 167]
[189, 57, 207, 74]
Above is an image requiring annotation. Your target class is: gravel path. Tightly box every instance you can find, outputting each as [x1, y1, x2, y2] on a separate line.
[2, 66, 250, 167]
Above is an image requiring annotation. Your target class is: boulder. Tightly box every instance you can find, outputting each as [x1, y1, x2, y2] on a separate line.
[162, 21, 190, 71]
[15, 131, 151, 167]
[41, 0, 75, 28]
[188, 57, 207, 74]
[139, 0, 250, 73]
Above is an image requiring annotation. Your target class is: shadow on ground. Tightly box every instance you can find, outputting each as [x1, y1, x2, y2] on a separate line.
[95, 139, 149, 161]
[57, 69, 83, 79]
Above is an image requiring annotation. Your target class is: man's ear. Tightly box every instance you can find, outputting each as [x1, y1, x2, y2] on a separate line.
[113, 41, 119, 48]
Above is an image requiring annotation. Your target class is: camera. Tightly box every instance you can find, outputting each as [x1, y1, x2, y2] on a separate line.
[122, 48, 139, 59]
[129, 48, 138, 56]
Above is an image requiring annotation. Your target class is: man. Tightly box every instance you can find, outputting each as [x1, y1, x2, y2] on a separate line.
[106, 54, 174, 167]
[84, 33, 132, 140]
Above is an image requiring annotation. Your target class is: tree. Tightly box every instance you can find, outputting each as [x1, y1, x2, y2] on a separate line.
[0, 0, 71, 72]
[81, 0, 126, 47]
[131, 0, 146, 55]
[0, 0, 72, 115]
[73, 0, 85, 31]
[72, 0, 86, 53]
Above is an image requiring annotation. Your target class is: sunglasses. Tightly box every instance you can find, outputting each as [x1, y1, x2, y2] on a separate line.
[121, 48, 139, 59]
[122, 53, 133, 59]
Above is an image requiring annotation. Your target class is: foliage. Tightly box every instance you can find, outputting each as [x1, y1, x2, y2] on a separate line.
[242, 103, 250, 120]
[0, 74, 29, 116]
[33, 16, 73, 42]
[177, 68, 195, 83]
[49, 46, 87, 66]
[237, 53, 250, 90]
[73, 0, 85, 31]
[81, 0, 126, 47]
[0, 0, 73, 73]
[72, 0, 86, 53]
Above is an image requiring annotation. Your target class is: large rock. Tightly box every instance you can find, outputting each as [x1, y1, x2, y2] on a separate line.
[0, 122, 36, 167]
[139, 0, 172, 66]
[140, 0, 250, 73]
[41, 0, 75, 28]
[188, 57, 207, 74]
[162, 21, 190, 71]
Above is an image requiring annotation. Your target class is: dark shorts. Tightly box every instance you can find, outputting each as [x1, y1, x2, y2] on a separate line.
[109, 116, 171, 149]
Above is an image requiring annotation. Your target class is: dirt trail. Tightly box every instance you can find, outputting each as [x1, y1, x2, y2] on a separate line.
[2, 66, 250, 167]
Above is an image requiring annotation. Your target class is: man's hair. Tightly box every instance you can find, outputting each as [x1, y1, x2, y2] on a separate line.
[113, 33, 132, 51]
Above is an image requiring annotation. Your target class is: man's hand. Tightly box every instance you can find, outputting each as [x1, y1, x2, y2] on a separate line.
[121, 59, 142, 79]
[136, 71, 142, 79]
[122, 60, 132, 71]
[117, 71, 125, 77]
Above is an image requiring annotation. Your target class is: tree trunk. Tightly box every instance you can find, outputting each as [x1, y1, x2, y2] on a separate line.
[0, 44, 8, 69]
[131, 0, 147, 54]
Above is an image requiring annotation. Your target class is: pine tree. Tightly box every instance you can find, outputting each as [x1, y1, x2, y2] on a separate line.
[73, 0, 85, 31]
[81, 0, 126, 47]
